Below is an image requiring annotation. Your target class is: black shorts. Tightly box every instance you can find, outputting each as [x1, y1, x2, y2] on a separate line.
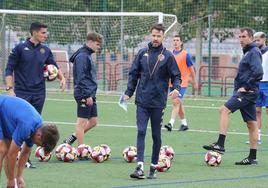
[224, 92, 257, 122]
[76, 98, 97, 119]
[16, 92, 45, 114]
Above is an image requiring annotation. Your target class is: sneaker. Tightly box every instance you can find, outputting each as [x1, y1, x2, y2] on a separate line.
[245, 140, 261, 145]
[25, 160, 36, 168]
[178, 124, 188, 131]
[235, 157, 258, 165]
[203, 142, 225, 153]
[130, 165, 145, 179]
[63, 135, 77, 145]
[164, 123, 172, 131]
[147, 165, 157, 179]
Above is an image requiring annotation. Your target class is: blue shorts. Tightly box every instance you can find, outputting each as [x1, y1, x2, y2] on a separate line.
[16, 92, 45, 114]
[256, 82, 268, 107]
[0, 118, 3, 140]
[76, 98, 97, 119]
[225, 92, 257, 122]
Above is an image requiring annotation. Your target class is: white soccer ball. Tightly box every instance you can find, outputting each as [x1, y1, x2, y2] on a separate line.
[204, 151, 222, 166]
[91, 146, 106, 163]
[77, 144, 92, 160]
[100, 144, 111, 161]
[35, 146, 52, 162]
[44, 64, 58, 81]
[55, 143, 77, 162]
[123, 146, 137, 163]
[160, 145, 175, 160]
[156, 155, 171, 172]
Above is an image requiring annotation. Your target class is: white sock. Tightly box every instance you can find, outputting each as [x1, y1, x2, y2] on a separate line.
[169, 119, 175, 127]
[181, 119, 187, 126]
[137, 162, 144, 170]
[258, 129, 261, 141]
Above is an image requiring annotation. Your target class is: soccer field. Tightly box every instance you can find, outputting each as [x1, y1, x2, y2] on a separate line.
[1, 92, 268, 188]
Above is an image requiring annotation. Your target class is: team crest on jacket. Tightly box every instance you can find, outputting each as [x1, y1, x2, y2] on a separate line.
[40, 48, 45, 54]
[158, 54, 165, 61]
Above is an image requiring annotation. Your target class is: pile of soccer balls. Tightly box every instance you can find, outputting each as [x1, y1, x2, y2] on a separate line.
[122, 145, 174, 172]
[35, 143, 111, 163]
[204, 151, 222, 166]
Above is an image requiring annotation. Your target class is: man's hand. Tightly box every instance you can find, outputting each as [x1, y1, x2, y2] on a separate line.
[86, 97, 93, 106]
[169, 89, 180, 99]
[7, 89, 16, 96]
[238, 87, 247, 92]
[192, 81, 198, 91]
[123, 95, 129, 101]
[17, 177, 26, 188]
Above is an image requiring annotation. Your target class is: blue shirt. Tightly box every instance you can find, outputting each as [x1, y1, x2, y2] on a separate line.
[5, 39, 58, 94]
[0, 95, 42, 147]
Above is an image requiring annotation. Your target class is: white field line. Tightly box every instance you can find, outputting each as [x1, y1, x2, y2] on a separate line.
[46, 98, 219, 109]
[44, 120, 268, 137]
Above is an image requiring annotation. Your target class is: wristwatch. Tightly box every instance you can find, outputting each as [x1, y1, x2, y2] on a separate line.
[5, 86, 13, 91]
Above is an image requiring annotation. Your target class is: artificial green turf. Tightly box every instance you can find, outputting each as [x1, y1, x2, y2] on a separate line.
[1, 93, 268, 188]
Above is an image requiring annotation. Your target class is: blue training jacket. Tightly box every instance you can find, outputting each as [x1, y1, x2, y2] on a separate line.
[125, 42, 181, 108]
[5, 39, 58, 94]
[70, 45, 97, 100]
[234, 42, 263, 92]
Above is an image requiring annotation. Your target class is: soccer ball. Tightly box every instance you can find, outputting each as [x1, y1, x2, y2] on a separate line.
[55, 143, 77, 162]
[100, 144, 111, 161]
[123, 146, 137, 163]
[35, 146, 52, 162]
[160, 145, 175, 160]
[204, 151, 222, 166]
[156, 155, 171, 172]
[91, 146, 106, 163]
[44, 64, 58, 81]
[77, 144, 92, 160]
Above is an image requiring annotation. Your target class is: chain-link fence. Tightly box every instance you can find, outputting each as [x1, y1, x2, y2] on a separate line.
[0, 0, 267, 96]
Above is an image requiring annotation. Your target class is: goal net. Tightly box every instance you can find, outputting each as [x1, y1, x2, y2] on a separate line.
[0, 9, 177, 92]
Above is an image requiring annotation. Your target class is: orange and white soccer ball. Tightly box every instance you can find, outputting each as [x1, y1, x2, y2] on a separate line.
[123, 146, 137, 163]
[35, 146, 52, 162]
[77, 144, 92, 160]
[160, 145, 175, 160]
[156, 155, 171, 172]
[44, 64, 58, 81]
[55, 143, 77, 162]
[91, 146, 106, 163]
[204, 151, 222, 166]
[100, 144, 111, 161]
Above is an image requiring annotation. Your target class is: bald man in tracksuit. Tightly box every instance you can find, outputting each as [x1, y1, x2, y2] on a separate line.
[124, 24, 181, 179]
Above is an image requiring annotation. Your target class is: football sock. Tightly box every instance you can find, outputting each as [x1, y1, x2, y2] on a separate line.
[169, 119, 175, 127]
[64, 134, 77, 145]
[137, 162, 144, 170]
[258, 129, 261, 141]
[249, 148, 257, 160]
[217, 134, 226, 147]
[181, 119, 187, 126]
[150, 163, 157, 168]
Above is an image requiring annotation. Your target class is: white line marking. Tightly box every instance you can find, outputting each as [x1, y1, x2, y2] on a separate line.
[44, 120, 268, 137]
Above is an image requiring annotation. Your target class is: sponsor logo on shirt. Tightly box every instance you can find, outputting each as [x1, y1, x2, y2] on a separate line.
[24, 47, 30, 50]
[40, 48, 45, 54]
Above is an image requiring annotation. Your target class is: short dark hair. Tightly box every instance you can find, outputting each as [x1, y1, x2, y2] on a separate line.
[150, 23, 165, 33]
[40, 124, 59, 154]
[30, 22, 47, 35]
[240, 27, 254, 37]
[87, 32, 103, 43]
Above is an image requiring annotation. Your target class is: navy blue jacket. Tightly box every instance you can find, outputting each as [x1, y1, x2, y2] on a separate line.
[70, 45, 97, 100]
[5, 39, 58, 94]
[125, 43, 181, 108]
[234, 42, 263, 92]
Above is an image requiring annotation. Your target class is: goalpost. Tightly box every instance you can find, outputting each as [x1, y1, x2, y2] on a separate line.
[0, 9, 178, 92]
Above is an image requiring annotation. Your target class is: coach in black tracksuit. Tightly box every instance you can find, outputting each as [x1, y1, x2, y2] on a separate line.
[63, 32, 103, 147]
[203, 28, 263, 165]
[124, 24, 181, 179]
